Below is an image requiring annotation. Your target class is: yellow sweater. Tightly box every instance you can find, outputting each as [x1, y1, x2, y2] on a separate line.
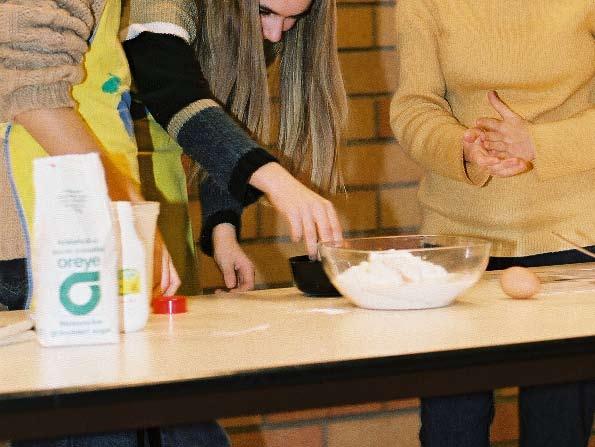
[390, 0, 595, 257]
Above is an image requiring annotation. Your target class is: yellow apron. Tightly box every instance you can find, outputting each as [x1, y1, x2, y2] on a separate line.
[1, 0, 199, 301]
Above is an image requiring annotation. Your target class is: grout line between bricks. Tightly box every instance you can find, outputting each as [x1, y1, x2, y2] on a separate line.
[338, 1, 396, 6]
[339, 45, 395, 53]
[348, 92, 393, 99]
[344, 136, 395, 146]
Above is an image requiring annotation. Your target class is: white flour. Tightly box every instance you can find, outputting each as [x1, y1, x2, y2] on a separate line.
[334, 250, 478, 310]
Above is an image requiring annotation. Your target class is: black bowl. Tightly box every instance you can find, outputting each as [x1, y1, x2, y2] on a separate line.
[289, 255, 341, 297]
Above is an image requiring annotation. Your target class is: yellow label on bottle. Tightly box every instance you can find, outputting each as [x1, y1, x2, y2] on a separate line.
[118, 269, 141, 295]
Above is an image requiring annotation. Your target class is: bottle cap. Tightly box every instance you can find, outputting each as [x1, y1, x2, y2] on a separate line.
[152, 295, 187, 314]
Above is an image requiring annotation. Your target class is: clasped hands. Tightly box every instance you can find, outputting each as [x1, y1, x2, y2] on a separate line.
[463, 91, 536, 177]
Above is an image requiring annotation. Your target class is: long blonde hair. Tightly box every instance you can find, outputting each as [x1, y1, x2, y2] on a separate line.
[196, 0, 347, 192]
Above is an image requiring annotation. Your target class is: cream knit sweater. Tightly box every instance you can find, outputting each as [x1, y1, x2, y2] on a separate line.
[0, 0, 104, 261]
[390, 0, 595, 257]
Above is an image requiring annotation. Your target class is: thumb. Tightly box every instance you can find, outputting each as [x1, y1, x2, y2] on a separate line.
[488, 91, 518, 120]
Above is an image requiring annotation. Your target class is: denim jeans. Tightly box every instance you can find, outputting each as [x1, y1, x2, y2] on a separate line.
[0, 258, 28, 311]
[0, 260, 230, 447]
[419, 247, 595, 447]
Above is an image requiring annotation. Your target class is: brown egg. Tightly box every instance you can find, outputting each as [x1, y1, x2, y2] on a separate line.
[500, 266, 541, 299]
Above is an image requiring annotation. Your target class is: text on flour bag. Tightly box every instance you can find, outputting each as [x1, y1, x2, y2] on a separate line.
[32, 153, 119, 346]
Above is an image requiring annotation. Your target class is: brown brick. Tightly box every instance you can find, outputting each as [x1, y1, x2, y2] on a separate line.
[241, 203, 259, 239]
[376, 96, 395, 139]
[199, 254, 226, 290]
[262, 426, 324, 447]
[218, 415, 263, 428]
[328, 413, 420, 447]
[327, 402, 385, 417]
[383, 398, 420, 411]
[247, 241, 303, 286]
[229, 430, 267, 447]
[376, 5, 397, 47]
[491, 401, 519, 443]
[258, 201, 291, 239]
[340, 143, 423, 186]
[265, 408, 330, 423]
[379, 187, 423, 229]
[345, 97, 376, 141]
[337, 7, 374, 48]
[496, 387, 519, 398]
[340, 50, 398, 95]
[331, 190, 378, 233]
[232, 426, 324, 447]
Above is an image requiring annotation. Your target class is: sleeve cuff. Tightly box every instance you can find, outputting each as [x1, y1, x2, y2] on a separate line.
[464, 161, 491, 187]
[229, 149, 278, 206]
[199, 210, 242, 257]
[1, 82, 75, 122]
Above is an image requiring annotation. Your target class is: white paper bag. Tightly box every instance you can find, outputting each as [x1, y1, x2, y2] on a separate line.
[32, 153, 119, 346]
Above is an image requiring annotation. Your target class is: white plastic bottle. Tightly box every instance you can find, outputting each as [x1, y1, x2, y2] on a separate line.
[116, 201, 149, 333]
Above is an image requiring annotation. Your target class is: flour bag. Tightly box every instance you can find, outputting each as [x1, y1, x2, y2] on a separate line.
[33, 153, 119, 346]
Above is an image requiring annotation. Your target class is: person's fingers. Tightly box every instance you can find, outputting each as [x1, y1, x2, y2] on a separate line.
[483, 140, 507, 152]
[482, 131, 504, 142]
[312, 202, 333, 244]
[488, 158, 531, 177]
[326, 201, 343, 242]
[465, 142, 500, 166]
[487, 91, 519, 121]
[219, 259, 237, 289]
[234, 259, 255, 291]
[167, 258, 181, 295]
[287, 210, 303, 243]
[161, 255, 181, 296]
[301, 209, 318, 260]
[463, 127, 483, 143]
[475, 117, 502, 132]
[160, 247, 171, 295]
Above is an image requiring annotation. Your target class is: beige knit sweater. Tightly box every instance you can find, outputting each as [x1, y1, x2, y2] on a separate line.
[390, 0, 595, 257]
[0, 0, 105, 261]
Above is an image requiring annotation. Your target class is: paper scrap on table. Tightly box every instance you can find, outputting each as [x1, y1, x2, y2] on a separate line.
[210, 324, 270, 337]
[300, 308, 351, 315]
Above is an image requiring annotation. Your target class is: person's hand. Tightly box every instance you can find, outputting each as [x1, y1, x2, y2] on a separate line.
[212, 223, 255, 292]
[153, 230, 181, 296]
[464, 127, 532, 178]
[463, 128, 501, 168]
[249, 163, 343, 259]
[476, 91, 537, 162]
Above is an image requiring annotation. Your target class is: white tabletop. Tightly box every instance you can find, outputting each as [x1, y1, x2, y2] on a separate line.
[1, 263, 594, 401]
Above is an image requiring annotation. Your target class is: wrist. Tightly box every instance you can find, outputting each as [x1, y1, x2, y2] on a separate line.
[248, 162, 285, 193]
[213, 222, 238, 243]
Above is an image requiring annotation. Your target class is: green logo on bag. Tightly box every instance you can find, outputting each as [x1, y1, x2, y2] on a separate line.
[60, 272, 101, 315]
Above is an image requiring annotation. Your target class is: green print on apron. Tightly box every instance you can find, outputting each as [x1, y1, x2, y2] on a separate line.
[1, 0, 199, 307]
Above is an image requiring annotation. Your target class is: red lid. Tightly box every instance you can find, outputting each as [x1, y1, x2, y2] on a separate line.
[152, 295, 187, 314]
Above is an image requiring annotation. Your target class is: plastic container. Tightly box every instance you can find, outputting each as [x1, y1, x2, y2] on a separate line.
[112, 201, 160, 332]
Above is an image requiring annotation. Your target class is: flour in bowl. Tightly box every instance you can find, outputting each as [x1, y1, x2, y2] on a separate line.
[333, 250, 477, 310]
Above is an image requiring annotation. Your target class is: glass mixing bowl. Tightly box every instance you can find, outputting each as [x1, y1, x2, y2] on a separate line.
[319, 235, 491, 310]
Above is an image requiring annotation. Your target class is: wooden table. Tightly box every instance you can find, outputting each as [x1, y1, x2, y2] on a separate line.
[1, 264, 594, 441]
